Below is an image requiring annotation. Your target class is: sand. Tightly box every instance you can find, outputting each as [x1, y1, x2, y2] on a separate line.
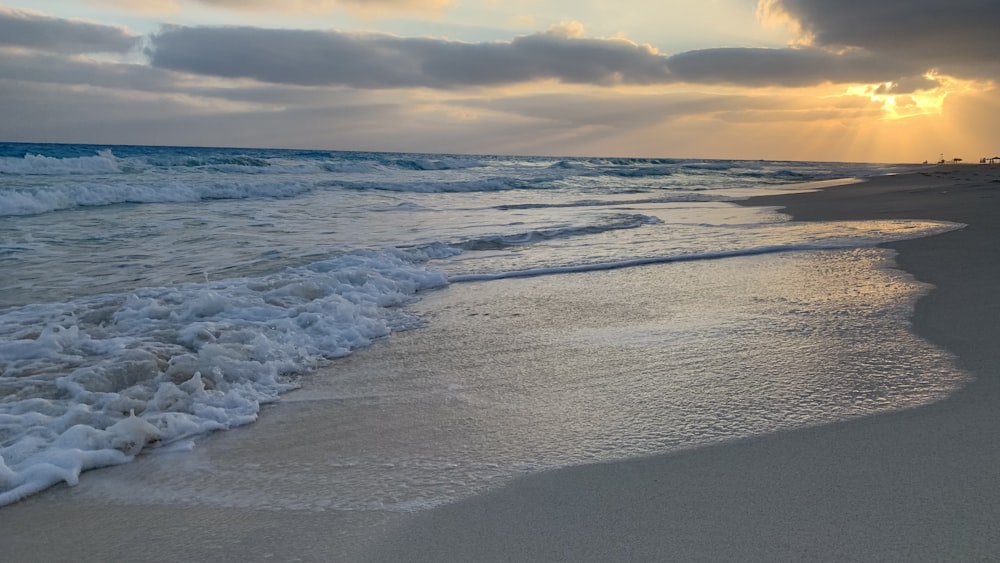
[364, 166, 1000, 561]
[2, 165, 998, 561]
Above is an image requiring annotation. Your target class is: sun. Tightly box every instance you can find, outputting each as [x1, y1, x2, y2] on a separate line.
[845, 72, 989, 120]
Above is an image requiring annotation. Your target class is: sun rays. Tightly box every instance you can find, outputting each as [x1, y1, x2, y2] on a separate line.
[844, 72, 991, 121]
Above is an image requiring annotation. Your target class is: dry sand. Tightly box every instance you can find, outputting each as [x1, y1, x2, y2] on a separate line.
[1, 165, 998, 561]
[364, 165, 1000, 562]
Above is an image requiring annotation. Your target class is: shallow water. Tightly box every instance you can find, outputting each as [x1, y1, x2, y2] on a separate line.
[0, 143, 963, 506]
[53, 249, 967, 518]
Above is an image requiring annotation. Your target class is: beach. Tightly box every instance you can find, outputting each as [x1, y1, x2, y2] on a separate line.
[365, 165, 1000, 561]
[1, 164, 997, 561]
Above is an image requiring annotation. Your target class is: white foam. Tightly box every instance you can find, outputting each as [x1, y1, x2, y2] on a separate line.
[0, 150, 121, 176]
[448, 245, 826, 282]
[0, 179, 316, 216]
[457, 213, 662, 251]
[0, 248, 448, 506]
[388, 156, 486, 171]
[336, 176, 527, 193]
[448, 220, 966, 282]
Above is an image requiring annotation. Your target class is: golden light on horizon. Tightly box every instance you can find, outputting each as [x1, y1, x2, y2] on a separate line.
[844, 73, 991, 121]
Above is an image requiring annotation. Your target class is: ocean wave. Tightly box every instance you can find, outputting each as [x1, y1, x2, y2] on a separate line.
[456, 213, 662, 251]
[445, 243, 873, 282]
[603, 167, 674, 178]
[0, 180, 316, 217]
[0, 248, 451, 506]
[447, 220, 965, 282]
[0, 150, 122, 176]
[0, 149, 320, 178]
[387, 156, 486, 171]
[0, 147, 489, 179]
[493, 194, 724, 211]
[321, 156, 486, 174]
[680, 161, 738, 172]
[544, 159, 674, 179]
[146, 155, 271, 169]
[334, 176, 537, 193]
[547, 159, 595, 171]
[579, 157, 677, 167]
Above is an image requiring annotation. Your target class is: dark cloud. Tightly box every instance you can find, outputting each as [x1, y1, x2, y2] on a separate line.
[0, 6, 139, 53]
[764, 0, 1000, 77]
[0, 44, 389, 110]
[146, 25, 671, 88]
[662, 0, 1000, 88]
[0, 50, 177, 92]
[873, 75, 941, 95]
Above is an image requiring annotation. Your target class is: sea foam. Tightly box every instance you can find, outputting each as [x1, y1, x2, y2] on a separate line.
[0, 180, 320, 217]
[0, 248, 450, 506]
[0, 150, 121, 176]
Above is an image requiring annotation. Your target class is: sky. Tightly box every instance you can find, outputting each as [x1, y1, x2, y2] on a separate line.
[1, 0, 999, 162]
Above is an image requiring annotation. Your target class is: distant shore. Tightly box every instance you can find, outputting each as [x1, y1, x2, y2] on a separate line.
[363, 164, 1000, 561]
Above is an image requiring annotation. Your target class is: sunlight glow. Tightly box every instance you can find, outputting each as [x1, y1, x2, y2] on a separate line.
[844, 72, 990, 120]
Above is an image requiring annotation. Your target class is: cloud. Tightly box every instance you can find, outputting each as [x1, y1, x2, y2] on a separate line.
[0, 6, 140, 53]
[462, 90, 883, 129]
[87, 1, 182, 15]
[460, 92, 767, 129]
[147, 23, 671, 88]
[6, 2, 999, 163]
[197, 0, 451, 12]
[92, 0, 452, 16]
[665, 47, 921, 87]
[873, 75, 941, 95]
[663, 0, 1000, 89]
[0, 45, 386, 114]
[144, 14, 972, 93]
[759, 0, 1000, 79]
[0, 79, 243, 143]
[0, 50, 179, 93]
[0, 76, 568, 155]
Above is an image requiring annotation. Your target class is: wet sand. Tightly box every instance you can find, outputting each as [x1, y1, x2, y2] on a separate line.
[365, 165, 1000, 561]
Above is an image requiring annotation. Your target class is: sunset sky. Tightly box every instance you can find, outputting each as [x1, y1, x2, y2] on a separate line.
[2, 0, 998, 162]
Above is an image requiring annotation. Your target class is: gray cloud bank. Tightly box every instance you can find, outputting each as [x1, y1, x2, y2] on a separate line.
[0, 6, 139, 53]
[3, 1, 998, 100]
[144, 0, 1000, 91]
[147, 25, 671, 88]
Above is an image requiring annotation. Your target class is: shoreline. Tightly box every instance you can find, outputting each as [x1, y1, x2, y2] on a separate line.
[752, 165, 1000, 402]
[364, 165, 1000, 561]
[1, 165, 997, 561]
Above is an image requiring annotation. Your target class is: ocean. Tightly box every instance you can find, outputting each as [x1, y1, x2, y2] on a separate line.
[0, 143, 968, 509]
